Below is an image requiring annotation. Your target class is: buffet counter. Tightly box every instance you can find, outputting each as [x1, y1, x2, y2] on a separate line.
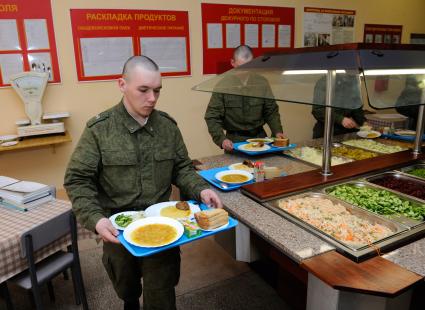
[196, 140, 425, 310]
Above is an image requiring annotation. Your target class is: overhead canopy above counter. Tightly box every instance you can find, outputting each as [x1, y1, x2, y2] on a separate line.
[193, 43, 425, 110]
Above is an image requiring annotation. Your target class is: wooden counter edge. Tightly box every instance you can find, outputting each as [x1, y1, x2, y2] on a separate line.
[300, 250, 423, 297]
[242, 149, 425, 201]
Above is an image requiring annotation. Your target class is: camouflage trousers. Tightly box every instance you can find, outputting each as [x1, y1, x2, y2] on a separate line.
[102, 243, 180, 309]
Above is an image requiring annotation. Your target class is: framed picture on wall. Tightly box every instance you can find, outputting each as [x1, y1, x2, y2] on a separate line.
[365, 33, 373, 43]
[410, 33, 425, 45]
[364, 24, 402, 45]
[384, 34, 391, 43]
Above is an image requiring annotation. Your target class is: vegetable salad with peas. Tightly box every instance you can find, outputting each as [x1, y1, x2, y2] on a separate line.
[328, 184, 425, 221]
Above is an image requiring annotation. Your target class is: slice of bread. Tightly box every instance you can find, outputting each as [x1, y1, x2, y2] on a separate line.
[194, 209, 228, 230]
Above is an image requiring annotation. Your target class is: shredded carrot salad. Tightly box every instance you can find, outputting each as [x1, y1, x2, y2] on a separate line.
[278, 197, 394, 247]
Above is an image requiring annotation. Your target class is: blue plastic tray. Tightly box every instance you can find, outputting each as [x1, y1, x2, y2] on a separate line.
[118, 203, 238, 257]
[381, 133, 425, 142]
[198, 166, 254, 191]
[233, 142, 296, 156]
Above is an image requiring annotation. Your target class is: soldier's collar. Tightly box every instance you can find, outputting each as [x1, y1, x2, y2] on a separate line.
[143, 111, 158, 136]
[117, 102, 143, 134]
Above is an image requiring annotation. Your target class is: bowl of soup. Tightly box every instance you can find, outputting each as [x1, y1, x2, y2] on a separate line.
[123, 216, 184, 248]
[215, 169, 253, 184]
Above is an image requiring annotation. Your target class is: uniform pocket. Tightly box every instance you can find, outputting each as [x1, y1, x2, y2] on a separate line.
[224, 95, 243, 108]
[247, 98, 264, 122]
[154, 150, 175, 189]
[100, 150, 139, 202]
[224, 96, 244, 124]
[102, 150, 138, 166]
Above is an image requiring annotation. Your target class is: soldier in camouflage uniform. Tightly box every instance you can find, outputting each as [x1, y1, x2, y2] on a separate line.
[312, 74, 365, 138]
[64, 56, 222, 310]
[204, 45, 285, 152]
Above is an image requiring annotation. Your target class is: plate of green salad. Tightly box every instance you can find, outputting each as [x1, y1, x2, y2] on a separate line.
[109, 211, 145, 230]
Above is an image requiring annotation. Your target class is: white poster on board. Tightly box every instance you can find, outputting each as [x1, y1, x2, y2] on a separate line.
[28, 52, 53, 80]
[207, 23, 223, 48]
[24, 19, 50, 50]
[303, 8, 355, 47]
[80, 37, 133, 77]
[244, 24, 258, 48]
[0, 54, 23, 84]
[140, 37, 187, 73]
[262, 24, 275, 48]
[226, 24, 240, 48]
[0, 20, 20, 51]
[278, 25, 291, 47]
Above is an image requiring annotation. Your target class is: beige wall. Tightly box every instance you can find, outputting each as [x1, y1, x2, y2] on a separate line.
[1, 0, 424, 187]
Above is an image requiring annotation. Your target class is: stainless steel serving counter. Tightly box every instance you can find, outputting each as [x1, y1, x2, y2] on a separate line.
[197, 151, 425, 277]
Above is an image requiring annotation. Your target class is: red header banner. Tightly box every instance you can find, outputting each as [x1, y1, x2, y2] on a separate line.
[70, 9, 191, 81]
[201, 3, 295, 74]
[0, 0, 60, 86]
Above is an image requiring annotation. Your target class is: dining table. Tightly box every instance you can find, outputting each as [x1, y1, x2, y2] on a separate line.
[0, 197, 94, 283]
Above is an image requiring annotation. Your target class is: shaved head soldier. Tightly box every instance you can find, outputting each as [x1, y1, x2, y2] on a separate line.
[204, 45, 285, 151]
[65, 55, 222, 310]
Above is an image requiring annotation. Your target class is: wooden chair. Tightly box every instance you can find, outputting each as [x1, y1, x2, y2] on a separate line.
[4, 210, 89, 310]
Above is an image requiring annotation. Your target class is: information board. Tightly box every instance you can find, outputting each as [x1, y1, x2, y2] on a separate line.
[201, 3, 295, 75]
[0, 0, 60, 86]
[70, 9, 191, 81]
[363, 24, 402, 44]
[303, 7, 355, 47]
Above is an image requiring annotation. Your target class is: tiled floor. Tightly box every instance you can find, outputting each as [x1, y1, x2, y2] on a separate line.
[3, 237, 292, 309]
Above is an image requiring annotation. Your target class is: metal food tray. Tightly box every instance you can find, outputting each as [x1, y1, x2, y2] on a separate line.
[331, 142, 380, 161]
[341, 139, 408, 155]
[323, 181, 425, 228]
[364, 171, 425, 203]
[263, 192, 407, 261]
[396, 161, 425, 181]
[285, 146, 353, 168]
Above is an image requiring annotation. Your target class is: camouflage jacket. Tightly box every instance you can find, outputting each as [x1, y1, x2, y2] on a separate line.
[204, 73, 283, 146]
[64, 102, 209, 232]
[311, 75, 365, 138]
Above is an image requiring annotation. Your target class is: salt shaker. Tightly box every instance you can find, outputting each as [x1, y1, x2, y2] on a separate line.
[254, 162, 265, 182]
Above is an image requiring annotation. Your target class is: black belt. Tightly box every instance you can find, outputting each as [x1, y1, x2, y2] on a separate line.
[227, 127, 263, 137]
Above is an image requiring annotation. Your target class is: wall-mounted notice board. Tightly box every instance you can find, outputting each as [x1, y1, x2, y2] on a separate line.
[201, 3, 295, 75]
[303, 7, 355, 47]
[70, 9, 191, 81]
[363, 24, 402, 44]
[0, 0, 60, 86]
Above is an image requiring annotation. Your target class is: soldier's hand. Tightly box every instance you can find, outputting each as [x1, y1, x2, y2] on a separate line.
[200, 189, 223, 209]
[275, 132, 286, 139]
[341, 117, 358, 129]
[222, 139, 233, 151]
[95, 218, 120, 244]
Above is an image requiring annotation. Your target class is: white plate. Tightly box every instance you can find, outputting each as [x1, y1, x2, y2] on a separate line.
[238, 143, 271, 152]
[109, 211, 144, 230]
[215, 169, 253, 184]
[123, 216, 184, 248]
[0, 135, 18, 142]
[1, 141, 18, 147]
[200, 221, 229, 232]
[394, 130, 416, 136]
[228, 162, 254, 173]
[144, 201, 200, 220]
[246, 138, 274, 144]
[357, 131, 381, 139]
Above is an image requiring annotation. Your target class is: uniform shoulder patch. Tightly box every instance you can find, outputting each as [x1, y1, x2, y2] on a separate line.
[157, 110, 177, 125]
[87, 112, 109, 127]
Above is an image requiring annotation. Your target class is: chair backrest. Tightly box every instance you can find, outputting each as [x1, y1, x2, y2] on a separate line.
[20, 210, 72, 258]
